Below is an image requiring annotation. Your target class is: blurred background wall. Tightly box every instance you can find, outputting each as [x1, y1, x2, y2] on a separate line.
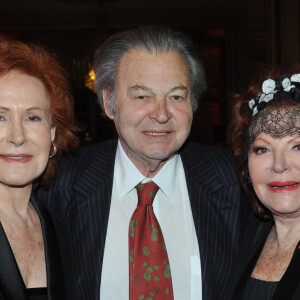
[0, 0, 299, 146]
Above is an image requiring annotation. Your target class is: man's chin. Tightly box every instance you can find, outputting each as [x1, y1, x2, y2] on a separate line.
[143, 150, 177, 163]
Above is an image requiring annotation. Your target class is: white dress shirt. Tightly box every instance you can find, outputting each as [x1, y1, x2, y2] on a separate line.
[100, 141, 202, 299]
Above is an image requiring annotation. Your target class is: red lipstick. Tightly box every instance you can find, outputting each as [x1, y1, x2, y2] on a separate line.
[0, 154, 33, 163]
[267, 181, 300, 193]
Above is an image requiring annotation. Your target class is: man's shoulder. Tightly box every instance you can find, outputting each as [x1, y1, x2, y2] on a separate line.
[61, 139, 117, 165]
[70, 139, 117, 157]
[55, 139, 117, 183]
[180, 142, 238, 186]
[180, 142, 234, 165]
[36, 140, 117, 213]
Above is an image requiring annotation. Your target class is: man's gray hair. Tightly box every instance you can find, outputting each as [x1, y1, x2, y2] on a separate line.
[94, 25, 207, 113]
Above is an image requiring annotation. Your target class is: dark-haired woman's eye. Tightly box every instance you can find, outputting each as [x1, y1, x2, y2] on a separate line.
[294, 144, 300, 151]
[253, 147, 268, 154]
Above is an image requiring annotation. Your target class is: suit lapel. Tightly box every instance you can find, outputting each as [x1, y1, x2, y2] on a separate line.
[180, 143, 227, 299]
[67, 141, 117, 298]
[180, 142, 224, 249]
[72, 141, 117, 243]
[180, 142, 247, 299]
[180, 142, 227, 242]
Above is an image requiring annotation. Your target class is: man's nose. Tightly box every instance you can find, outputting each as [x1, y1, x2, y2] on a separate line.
[8, 119, 26, 146]
[149, 99, 171, 123]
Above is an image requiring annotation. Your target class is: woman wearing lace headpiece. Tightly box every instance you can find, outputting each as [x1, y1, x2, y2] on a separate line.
[225, 64, 300, 300]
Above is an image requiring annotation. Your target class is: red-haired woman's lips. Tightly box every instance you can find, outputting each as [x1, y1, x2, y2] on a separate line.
[0, 154, 33, 163]
[267, 181, 300, 193]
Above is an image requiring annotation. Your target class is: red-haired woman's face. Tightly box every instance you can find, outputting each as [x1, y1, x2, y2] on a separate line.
[0, 70, 56, 189]
[248, 132, 300, 218]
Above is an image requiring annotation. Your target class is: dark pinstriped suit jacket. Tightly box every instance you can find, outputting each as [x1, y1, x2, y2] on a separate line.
[38, 140, 251, 300]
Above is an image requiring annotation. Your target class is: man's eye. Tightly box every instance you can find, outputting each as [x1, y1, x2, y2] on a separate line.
[171, 95, 183, 101]
[136, 96, 149, 100]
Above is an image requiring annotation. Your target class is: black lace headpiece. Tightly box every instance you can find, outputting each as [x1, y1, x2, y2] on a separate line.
[242, 74, 300, 160]
[249, 74, 300, 116]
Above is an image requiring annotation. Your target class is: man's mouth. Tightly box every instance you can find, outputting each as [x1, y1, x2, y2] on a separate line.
[144, 132, 169, 136]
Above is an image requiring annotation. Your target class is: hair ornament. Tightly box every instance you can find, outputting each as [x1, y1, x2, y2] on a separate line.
[249, 73, 300, 116]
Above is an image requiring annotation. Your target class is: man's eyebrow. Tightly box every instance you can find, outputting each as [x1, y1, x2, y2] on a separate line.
[0, 107, 9, 111]
[129, 85, 153, 93]
[167, 86, 189, 96]
[128, 85, 189, 96]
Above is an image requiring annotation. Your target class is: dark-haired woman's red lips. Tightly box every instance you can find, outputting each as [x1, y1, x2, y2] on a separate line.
[267, 181, 300, 193]
[0, 154, 33, 163]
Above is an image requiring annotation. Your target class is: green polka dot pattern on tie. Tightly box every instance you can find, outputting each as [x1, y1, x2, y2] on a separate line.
[129, 181, 174, 299]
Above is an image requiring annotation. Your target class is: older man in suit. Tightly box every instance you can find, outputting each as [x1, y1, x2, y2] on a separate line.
[39, 26, 251, 300]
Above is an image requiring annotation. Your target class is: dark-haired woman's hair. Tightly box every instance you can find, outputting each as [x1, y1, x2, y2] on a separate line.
[228, 64, 300, 219]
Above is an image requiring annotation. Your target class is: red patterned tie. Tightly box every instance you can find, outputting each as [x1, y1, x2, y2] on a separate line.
[129, 181, 174, 300]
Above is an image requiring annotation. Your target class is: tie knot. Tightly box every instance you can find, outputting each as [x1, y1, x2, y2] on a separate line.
[135, 181, 159, 206]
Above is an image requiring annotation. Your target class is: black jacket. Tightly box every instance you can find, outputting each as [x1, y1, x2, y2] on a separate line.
[38, 140, 251, 300]
[0, 194, 74, 300]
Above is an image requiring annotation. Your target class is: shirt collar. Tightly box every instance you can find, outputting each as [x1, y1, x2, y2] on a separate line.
[115, 140, 146, 198]
[115, 140, 180, 202]
[152, 154, 179, 202]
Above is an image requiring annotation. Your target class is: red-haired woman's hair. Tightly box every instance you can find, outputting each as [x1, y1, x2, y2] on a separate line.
[0, 35, 79, 185]
[227, 64, 300, 219]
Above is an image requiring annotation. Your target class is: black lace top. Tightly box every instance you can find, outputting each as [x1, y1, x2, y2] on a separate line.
[27, 287, 47, 300]
[242, 277, 277, 300]
[233, 239, 300, 300]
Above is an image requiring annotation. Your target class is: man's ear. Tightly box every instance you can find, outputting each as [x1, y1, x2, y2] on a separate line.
[102, 89, 114, 120]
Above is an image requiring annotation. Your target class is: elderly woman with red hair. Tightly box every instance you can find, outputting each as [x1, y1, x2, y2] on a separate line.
[226, 64, 300, 299]
[0, 36, 78, 299]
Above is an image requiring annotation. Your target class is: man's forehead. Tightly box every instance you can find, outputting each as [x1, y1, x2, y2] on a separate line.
[118, 48, 187, 70]
[116, 48, 190, 89]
